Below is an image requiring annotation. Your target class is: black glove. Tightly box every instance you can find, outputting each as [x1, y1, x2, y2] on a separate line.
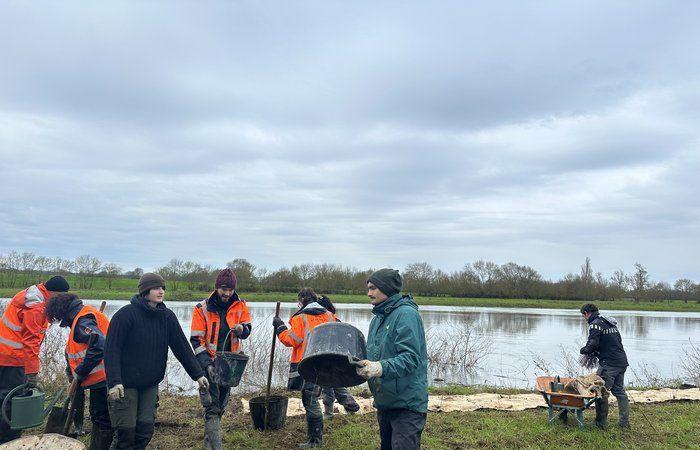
[25, 373, 38, 389]
[273, 317, 284, 330]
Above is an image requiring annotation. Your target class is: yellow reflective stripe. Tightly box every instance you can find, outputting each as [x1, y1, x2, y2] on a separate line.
[301, 314, 309, 338]
[190, 330, 205, 337]
[0, 335, 23, 349]
[286, 330, 303, 345]
[207, 343, 217, 351]
[2, 315, 21, 332]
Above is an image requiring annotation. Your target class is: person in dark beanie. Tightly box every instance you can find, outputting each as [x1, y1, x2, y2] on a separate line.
[315, 295, 360, 420]
[274, 288, 337, 448]
[580, 303, 630, 429]
[105, 273, 208, 450]
[45, 293, 113, 449]
[355, 269, 428, 450]
[0, 275, 69, 443]
[190, 268, 252, 450]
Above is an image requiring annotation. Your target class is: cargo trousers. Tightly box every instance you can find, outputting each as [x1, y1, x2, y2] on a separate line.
[108, 385, 158, 450]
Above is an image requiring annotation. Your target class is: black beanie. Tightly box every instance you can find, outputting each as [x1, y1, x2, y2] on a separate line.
[44, 275, 70, 292]
[367, 268, 402, 297]
[138, 273, 166, 295]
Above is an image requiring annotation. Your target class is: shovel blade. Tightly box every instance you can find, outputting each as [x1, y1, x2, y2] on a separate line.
[44, 405, 68, 434]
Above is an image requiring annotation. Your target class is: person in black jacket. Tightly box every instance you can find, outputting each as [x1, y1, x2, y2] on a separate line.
[104, 273, 208, 450]
[45, 293, 113, 450]
[579, 303, 630, 429]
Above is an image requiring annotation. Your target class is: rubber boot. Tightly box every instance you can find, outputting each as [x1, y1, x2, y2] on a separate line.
[617, 396, 630, 429]
[559, 410, 568, 424]
[111, 427, 136, 450]
[298, 418, 323, 448]
[204, 415, 223, 450]
[90, 428, 114, 450]
[595, 399, 609, 429]
[323, 402, 334, 420]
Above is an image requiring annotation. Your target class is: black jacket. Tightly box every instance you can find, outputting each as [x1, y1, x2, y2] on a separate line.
[61, 299, 106, 388]
[105, 295, 204, 389]
[580, 311, 628, 367]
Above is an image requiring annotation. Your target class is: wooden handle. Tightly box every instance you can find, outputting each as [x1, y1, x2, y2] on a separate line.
[99, 301, 107, 312]
[264, 302, 281, 430]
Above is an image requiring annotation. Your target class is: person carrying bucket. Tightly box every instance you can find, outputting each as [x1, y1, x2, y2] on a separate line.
[315, 295, 360, 420]
[0, 275, 70, 444]
[355, 269, 428, 450]
[273, 288, 337, 448]
[104, 273, 208, 450]
[45, 293, 113, 450]
[190, 268, 252, 450]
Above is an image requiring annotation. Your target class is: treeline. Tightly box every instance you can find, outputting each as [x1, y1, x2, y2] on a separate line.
[0, 251, 698, 302]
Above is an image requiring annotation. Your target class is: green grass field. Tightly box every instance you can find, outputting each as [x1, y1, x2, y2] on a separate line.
[119, 394, 700, 449]
[2, 286, 700, 312]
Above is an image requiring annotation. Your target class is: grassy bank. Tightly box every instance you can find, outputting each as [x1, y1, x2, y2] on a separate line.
[89, 394, 700, 449]
[2, 287, 700, 311]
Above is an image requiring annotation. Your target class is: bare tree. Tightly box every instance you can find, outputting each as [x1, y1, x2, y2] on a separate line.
[675, 279, 695, 303]
[102, 263, 123, 289]
[630, 263, 649, 303]
[74, 255, 103, 289]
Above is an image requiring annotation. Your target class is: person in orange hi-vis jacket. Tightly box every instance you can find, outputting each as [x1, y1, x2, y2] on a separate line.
[190, 268, 251, 450]
[274, 288, 337, 449]
[45, 292, 113, 450]
[0, 275, 70, 444]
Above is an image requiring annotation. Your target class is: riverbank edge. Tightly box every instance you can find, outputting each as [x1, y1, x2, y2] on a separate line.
[2, 288, 699, 312]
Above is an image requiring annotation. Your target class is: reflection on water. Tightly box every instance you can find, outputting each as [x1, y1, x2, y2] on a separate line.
[16, 298, 699, 392]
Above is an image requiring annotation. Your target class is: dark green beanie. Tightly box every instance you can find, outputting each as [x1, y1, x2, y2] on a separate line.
[367, 268, 402, 297]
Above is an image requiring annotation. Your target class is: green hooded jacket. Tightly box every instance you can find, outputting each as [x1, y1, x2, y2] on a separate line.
[366, 293, 428, 413]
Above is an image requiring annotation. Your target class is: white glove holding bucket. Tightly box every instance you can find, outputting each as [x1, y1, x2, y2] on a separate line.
[108, 384, 125, 400]
[355, 360, 383, 379]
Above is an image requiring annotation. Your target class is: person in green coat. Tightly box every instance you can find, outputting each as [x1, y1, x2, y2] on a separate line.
[355, 268, 428, 450]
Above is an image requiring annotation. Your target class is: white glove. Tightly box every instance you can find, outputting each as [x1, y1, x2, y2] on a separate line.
[197, 376, 210, 390]
[233, 324, 244, 337]
[355, 360, 383, 379]
[108, 384, 124, 400]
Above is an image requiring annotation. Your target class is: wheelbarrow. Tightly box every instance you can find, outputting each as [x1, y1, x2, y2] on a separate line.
[535, 376, 600, 430]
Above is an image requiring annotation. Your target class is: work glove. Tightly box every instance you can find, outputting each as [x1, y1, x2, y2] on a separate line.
[197, 376, 210, 390]
[206, 364, 221, 386]
[355, 360, 383, 380]
[233, 324, 244, 337]
[108, 384, 124, 400]
[25, 373, 38, 389]
[273, 316, 284, 330]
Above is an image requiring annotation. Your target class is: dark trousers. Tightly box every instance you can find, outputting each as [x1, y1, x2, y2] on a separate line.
[88, 386, 112, 431]
[322, 387, 360, 412]
[0, 366, 25, 444]
[108, 385, 158, 450]
[597, 364, 630, 425]
[301, 382, 322, 421]
[377, 408, 426, 450]
[202, 380, 231, 418]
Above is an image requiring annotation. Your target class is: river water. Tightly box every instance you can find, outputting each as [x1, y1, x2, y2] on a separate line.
[6, 298, 699, 393]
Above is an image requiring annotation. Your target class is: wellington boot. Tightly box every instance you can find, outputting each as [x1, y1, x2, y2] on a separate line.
[204, 415, 223, 450]
[595, 399, 609, 428]
[322, 403, 334, 420]
[617, 396, 631, 429]
[298, 418, 323, 448]
[89, 427, 114, 450]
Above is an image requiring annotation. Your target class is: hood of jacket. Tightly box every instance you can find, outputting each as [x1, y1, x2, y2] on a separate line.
[292, 301, 329, 317]
[206, 290, 241, 313]
[372, 293, 418, 317]
[59, 298, 85, 327]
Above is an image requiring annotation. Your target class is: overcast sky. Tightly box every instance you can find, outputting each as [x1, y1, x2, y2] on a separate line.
[0, 1, 698, 282]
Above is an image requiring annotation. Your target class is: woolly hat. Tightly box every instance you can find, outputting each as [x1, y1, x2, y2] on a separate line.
[44, 275, 70, 292]
[215, 268, 237, 289]
[138, 272, 166, 295]
[367, 268, 402, 297]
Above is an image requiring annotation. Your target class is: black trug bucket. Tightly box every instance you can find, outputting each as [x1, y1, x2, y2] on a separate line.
[249, 395, 288, 430]
[215, 351, 249, 387]
[298, 322, 367, 388]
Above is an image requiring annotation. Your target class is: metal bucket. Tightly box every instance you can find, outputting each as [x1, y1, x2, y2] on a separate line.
[298, 322, 367, 388]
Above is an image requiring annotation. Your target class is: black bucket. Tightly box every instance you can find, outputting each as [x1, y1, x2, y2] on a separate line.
[298, 322, 367, 388]
[215, 351, 249, 387]
[249, 395, 288, 430]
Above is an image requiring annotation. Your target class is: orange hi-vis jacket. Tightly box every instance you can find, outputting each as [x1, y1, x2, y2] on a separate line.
[0, 284, 50, 374]
[66, 305, 110, 387]
[190, 292, 252, 358]
[276, 302, 337, 364]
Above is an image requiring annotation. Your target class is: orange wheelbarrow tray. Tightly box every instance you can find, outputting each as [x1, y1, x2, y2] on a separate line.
[535, 376, 600, 429]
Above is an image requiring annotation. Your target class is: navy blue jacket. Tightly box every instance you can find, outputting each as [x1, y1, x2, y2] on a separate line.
[580, 311, 628, 367]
